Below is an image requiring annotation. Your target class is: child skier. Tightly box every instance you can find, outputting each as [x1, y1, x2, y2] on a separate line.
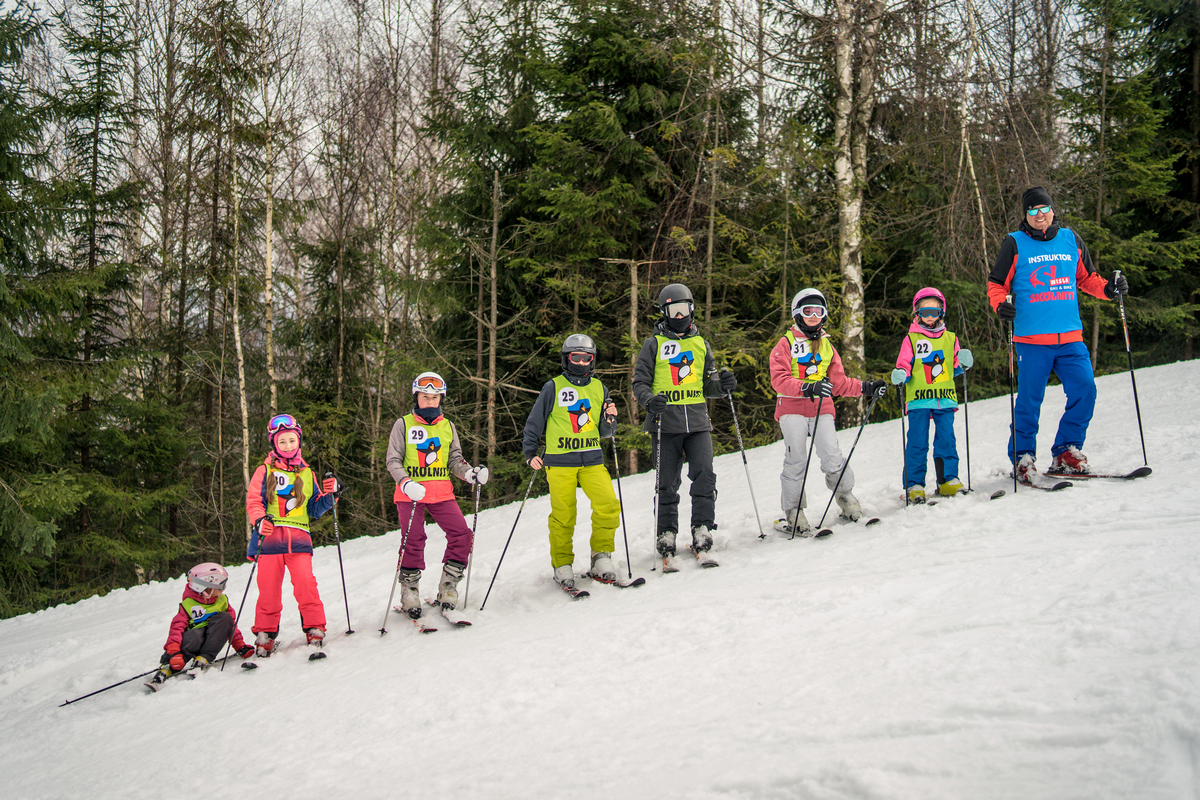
[385, 372, 489, 617]
[769, 288, 889, 534]
[891, 287, 974, 503]
[147, 563, 254, 688]
[633, 283, 737, 569]
[521, 334, 621, 591]
[245, 414, 341, 656]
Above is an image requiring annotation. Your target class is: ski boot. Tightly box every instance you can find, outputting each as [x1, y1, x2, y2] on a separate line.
[553, 564, 576, 590]
[773, 509, 812, 536]
[304, 626, 325, 647]
[655, 530, 677, 557]
[1014, 454, 1037, 484]
[690, 526, 713, 553]
[193, 655, 211, 671]
[1050, 446, 1091, 475]
[906, 486, 926, 504]
[436, 560, 466, 610]
[399, 567, 423, 619]
[590, 551, 617, 582]
[834, 490, 862, 521]
[254, 630, 278, 658]
[937, 478, 965, 497]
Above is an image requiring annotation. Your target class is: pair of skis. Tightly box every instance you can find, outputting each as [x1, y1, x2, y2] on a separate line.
[1018, 465, 1152, 491]
[559, 572, 648, 598]
[661, 547, 719, 574]
[392, 600, 473, 632]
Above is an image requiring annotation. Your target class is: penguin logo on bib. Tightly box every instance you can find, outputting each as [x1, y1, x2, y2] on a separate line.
[568, 399, 594, 433]
[416, 438, 443, 468]
[669, 351, 697, 385]
[921, 351, 948, 384]
[272, 469, 306, 517]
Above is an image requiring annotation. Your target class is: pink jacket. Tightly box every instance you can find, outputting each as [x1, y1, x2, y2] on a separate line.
[770, 329, 863, 420]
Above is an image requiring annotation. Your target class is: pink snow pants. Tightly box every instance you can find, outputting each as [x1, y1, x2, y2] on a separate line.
[253, 551, 326, 633]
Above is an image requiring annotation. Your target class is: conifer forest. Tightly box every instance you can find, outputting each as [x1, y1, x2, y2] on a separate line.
[2, 0, 1198, 616]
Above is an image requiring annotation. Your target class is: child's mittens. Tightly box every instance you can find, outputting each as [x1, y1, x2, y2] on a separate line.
[861, 380, 888, 399]
[890, 368, 908, 385]
[958, 349, 974, 370]
[401, 478, 426, 502]
[166, 644, 185, 671]
[237, 644, 255, 659]
[466, 466, 490, 485]
[322, 474, 343, 497]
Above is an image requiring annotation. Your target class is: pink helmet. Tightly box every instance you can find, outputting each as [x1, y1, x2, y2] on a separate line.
[187, 563, 229, 593]
[912, 286, 946, 313]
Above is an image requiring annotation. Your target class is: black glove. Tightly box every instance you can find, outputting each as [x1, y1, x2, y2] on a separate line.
[996, 300, 1016, 322]
[645, 393, 669, 415]
[861, 380, 888, 399]
[801, 380, 833, 399]
[1105, 273, 1129, 298]
[718, 369, 737, 395]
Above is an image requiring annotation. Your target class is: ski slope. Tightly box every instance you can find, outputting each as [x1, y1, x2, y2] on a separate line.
[3, 361, 1199, 800]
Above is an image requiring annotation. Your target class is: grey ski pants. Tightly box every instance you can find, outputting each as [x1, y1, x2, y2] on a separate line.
[779, 413, 852, 513]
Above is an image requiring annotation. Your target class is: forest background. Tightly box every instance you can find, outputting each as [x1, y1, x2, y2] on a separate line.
[2, 0, 1198, 617]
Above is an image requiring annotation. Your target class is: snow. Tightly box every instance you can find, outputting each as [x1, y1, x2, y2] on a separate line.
[3, 361, 1199, 799]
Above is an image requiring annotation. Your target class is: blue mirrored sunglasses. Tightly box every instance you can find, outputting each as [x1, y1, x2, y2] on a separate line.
[1026, 205, 1052, 216]
[916, 307, 943, 319]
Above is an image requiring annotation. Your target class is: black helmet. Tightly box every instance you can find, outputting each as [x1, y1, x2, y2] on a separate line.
[658, 283, 695, 334]
[560, 333, 598, 380]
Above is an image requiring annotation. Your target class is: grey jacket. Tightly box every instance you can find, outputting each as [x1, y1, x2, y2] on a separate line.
[632, 321, 724, 435]
[522, 376, 615, 468]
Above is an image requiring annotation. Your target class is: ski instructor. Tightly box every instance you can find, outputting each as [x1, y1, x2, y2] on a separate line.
[987, 186, 1130, 483]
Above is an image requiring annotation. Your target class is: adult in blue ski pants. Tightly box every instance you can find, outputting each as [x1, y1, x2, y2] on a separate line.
[905, 408, 958, 487]
[1009, 341, 1096, 461]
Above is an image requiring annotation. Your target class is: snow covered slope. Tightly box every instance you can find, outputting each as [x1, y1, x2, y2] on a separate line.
[3, 361, 1199, 800]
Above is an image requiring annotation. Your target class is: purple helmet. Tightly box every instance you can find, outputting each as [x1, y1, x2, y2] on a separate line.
[912, 286, 946, 313]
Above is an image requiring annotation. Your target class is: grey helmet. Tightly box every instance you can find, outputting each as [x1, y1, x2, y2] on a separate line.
[561, 333, 598, 379]
[658, 283, 695, 334]
[791, 287, 828, 338]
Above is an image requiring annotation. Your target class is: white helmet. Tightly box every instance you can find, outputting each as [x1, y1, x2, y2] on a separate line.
[790, 288, 828, 337]
[187, 563, 229, 593]
[411, 371, 447, 395]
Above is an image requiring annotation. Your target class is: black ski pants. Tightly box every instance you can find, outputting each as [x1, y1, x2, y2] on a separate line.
[159, 612, 235, 665]
[652, 430, 716, 534]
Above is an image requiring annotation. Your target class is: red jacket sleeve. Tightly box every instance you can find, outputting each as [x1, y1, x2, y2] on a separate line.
[164, 605, 189, 653]
[1078, 265, 1109, 300]
[246, 463, 269, 524]
[769, 336, 805, 398]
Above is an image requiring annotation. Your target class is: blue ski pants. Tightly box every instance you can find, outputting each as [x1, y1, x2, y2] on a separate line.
[904, 408, 959, 488]
[1009, 340, 1096, 463]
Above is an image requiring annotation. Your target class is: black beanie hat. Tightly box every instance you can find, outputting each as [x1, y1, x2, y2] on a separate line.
[1022, 186, 1053, 212]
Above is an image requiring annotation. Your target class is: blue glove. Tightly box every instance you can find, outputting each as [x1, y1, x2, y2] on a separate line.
[958, 349, 974, 370]
[890, 368, 908, 385]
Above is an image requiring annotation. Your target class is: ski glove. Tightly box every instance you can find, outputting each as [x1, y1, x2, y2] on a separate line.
[802, 380, 834, 399]
[645, 393, 669, 415]
[400, 478, 426, 502]
[718, 369, 737, 395]
[322, 474, 343, 497]
[237, 644, 255, 659]
[890, 368, 908, 385]
[861, 380, 888, 399]
[958, 349, 974, 370]
[1105, 273, 1129, 298]
[467, 465, 489, 485]
[246, 517, 272, 561]
[169, 653, 186, 672]
[996, 300, 1016, 321]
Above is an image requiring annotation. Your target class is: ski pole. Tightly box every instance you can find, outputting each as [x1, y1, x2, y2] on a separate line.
[462, 482, 481, 608]
[219, 556, 259, 671]
[480, 449, 544, 611]
[717, 368, 766, 539]
[815, 392, 881, 528]
[651, 413, 662, 567]
[899, 384, 909, 506]
[1112, 270, 1147, 465]
[1007, 293, 1017, 493]
[60, 667, 160, 706]
[379, 500, 420, 634]
[789, 395, 823, 539]
[961, 364, 972, 492]
[325, 472, 354, 635]
[606, 414, 633, 579]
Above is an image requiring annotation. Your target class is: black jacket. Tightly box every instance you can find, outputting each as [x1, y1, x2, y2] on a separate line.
[632, 321, 724, 435]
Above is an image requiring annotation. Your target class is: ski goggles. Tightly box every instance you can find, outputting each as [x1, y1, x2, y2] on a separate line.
[1026, 205, 1052, 216]
[663, 300, 693, 318]
[916, 307, 944, 319]
[267, 414, 299, 434]
[567, 353, 594, 364]
[796, 304, 827, 319]
[413, 375, 447, 392]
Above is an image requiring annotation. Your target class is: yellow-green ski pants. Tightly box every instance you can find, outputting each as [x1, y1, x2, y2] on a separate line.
[545, 464, 621, 569]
